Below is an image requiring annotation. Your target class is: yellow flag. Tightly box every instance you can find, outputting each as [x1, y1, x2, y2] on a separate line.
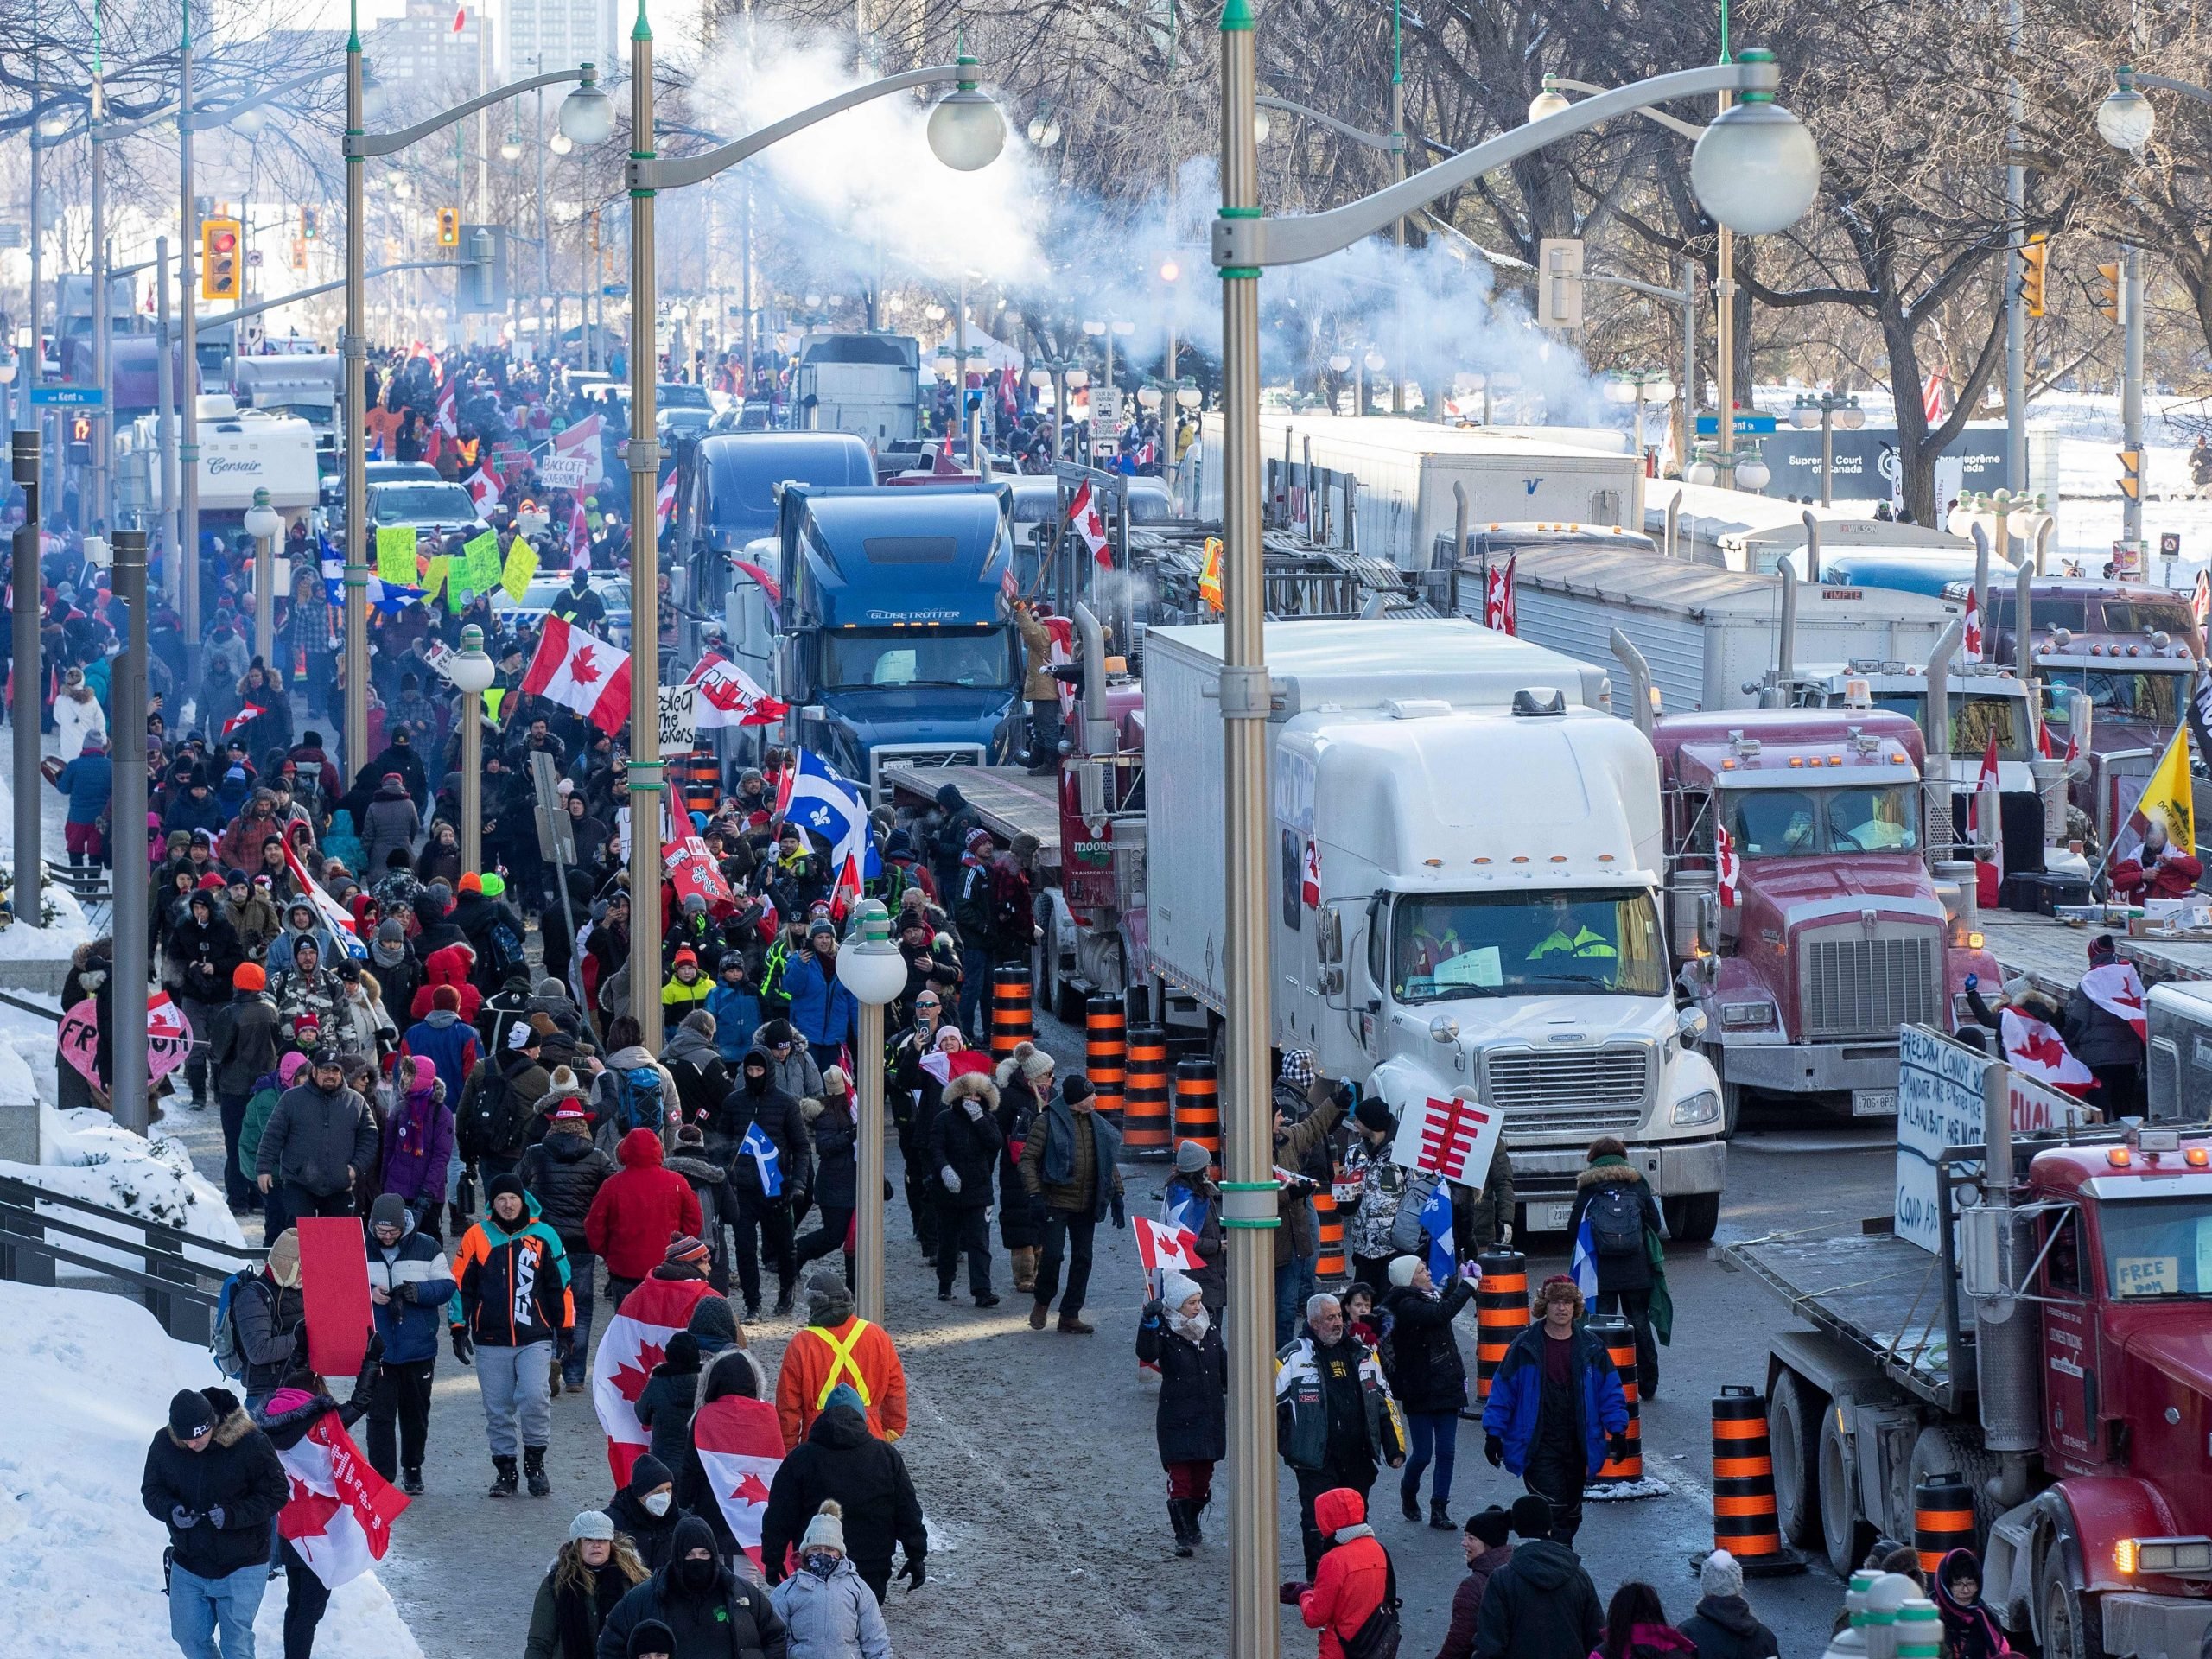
[2117, 722, 2194, 868]
[1198, 536, 1224, 613]
[501, 538, 539, 602]
[375, 524, 419, 587]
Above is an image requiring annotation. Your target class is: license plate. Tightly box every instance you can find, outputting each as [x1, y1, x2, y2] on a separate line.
[1541, 1202, 1575, 1233]
[1853, 1088, 1898, 1118]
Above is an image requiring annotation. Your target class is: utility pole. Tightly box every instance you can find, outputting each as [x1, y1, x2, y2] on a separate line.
[180, 0, 201, 639]
[2004, 0, 2026, 491]
[2121, 241, 2145, 554]
[155, 236, 175, 569]
[12, 432, 43, 925]
[1389, 0, 1406, 414]
[111, 527, 149, 1133]
[626, 0, 667, 1050]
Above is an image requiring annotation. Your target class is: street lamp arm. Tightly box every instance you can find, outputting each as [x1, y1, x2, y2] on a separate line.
[632, 64, 962, 190]
[2134, 71, 2212, 107]
[1255, 94, 1404, 153]
[348, 67, 588, 158]
[1216, 60, 1774, 268]
[187, 64, 345, 131]
[1541, 76, 1709, 140]
[183, 260, 473, 335]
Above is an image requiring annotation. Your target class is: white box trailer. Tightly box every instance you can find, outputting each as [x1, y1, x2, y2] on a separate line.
[1644, 480, 1974, 571]
[1140, 617, 1728, 1234]
[1468, 546, 1961, 716]
[1198, 414, 1641, 572]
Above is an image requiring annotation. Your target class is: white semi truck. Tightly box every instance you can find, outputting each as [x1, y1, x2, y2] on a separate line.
[1137, 617, 1729, 1236]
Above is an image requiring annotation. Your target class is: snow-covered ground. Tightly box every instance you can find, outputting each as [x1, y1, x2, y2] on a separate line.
[0, 721, 96, 962]
[0, 1103, 245, 1250]
[0, 1280, 423, 1659]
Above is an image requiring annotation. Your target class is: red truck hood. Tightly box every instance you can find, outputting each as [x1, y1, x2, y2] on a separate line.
[2122, 1323, 2212, 1394]
[1740, 855, 1944, 933]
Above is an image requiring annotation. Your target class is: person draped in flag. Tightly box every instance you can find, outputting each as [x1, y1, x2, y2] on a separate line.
[1135, 1269, 1228, 1557]
[774, 1267, 908, 1452]
[671, 1346, 780, 1564]
[141, 1385, 290, 1659]
[2067, 935, 2150, 1118]
[1562, 1136, 1669, 1398]
[1013, 597, 1065, 773]
[1160, 1139, 1226, 1313]
[1481, 1276, 1628, 1549]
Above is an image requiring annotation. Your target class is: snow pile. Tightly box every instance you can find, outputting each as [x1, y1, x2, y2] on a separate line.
[0, 876, 94, 959]
[0, 1103, 245, 1251]
[0, 1280, 423, 1659]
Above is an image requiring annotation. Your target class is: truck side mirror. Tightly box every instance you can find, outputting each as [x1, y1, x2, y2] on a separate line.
[1675, 1006, 1707, 1046]
[1316, 906, 1343, 966]
[1958, 1201, 2030, 1322]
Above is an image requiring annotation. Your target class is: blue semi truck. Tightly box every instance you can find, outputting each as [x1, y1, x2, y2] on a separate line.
[774, 482, 1026, 797]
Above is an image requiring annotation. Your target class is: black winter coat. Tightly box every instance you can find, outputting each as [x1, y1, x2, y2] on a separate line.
[995, 1075, 1047, 1248]
[1473, 1538, 1605, 1659]
[208, 993, 282, 1099]
[1135, 1304, 1228, 1465]
[1680, 1595, 1780, 1659]
[1381, 1278, 1476, 1414]
[171, 912, 245, 1005]
[233, 1274, 308, 1395]
[597, 1518, 789, 1659]
[1564, 1162, 1666, 1294]
[139, 1392, 290, 1580]
[758, 1405, 926, 1586]
[711, 1068, 813, 1200]
[807, 1099, 858, 1210]
[521, 1128, 618, 1251]
[2065, 984, 2146, 1071]
[927, 1092, 1004, 1211]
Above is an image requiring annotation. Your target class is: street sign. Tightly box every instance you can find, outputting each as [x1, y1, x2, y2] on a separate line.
[245, 249, 264, 268]
[527, 752, 576, 866]
[601, 283, 629, 299]
[1694, 413, 1779, 435]
[0, 224, 23, 251]
[30, 385, 105, 407]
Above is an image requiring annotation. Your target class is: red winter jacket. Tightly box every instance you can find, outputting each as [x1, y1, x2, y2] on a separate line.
[584, 1128, 704, 1280]
[1300, 1487, 1389, 1659]
[409, 943, 483, 1023]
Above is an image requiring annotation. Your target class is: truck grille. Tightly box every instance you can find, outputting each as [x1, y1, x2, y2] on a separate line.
[1800, 929, 1942, 1040]
[1484, 1046, 1651, 1138]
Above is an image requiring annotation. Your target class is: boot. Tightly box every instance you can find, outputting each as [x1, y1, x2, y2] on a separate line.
[772, 1287, 797, 1319]
[488, 1455, 519, 1498]
[523, 1446, 550, 1497]
[1189, 1494, 1207, 1545]
[401, 1467, 424, 1496]
[1402, 1484, 1422, 1522]
[1011, 1246, 1038, 1293]
[1057, 1313, 1095, 1335]
[1169, 1500, 1194, 1558]
[1029, 1300, 1050, 1331]
[1430, 1497, 1456, 1531]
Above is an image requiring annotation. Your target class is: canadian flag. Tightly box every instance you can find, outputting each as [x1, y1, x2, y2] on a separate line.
[221, 703, 266, 738]
[1301, 836, 1322, 910]
[568, 499, 592, 574]
[1970, 732, 2001, 868]
[656, 470, 677, 532]
[685, 652, 788, 728]
[522, 613, 634, 735]
[1068, 480, 1112, 567]
[2080, 961, 2149, 1043]
[1044, 613, 1076, 716]
[436, 378, 458, 438]
[1484, 554, 1517, 634]
[2001, 1007, 2098, 1097]
[691, 1394, 785, 1569]
[465, 465, 501, 516]
[451, 3, 466, 30]
[1963, 585, 1982, 662]
[591, 1276, 719, 1484]
[1716, 821, 1740, 909]
[274, 1406, 409, 1589]
[555, 414, 605, 485]
[1134, 1216, 1200, 1277]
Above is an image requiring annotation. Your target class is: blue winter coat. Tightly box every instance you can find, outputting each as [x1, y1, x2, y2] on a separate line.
[1480, 1321, 1628, 1478]
[782, 951, 858, 1054]
[705, 982, 762, 1064]
[366, 1215, 458, 1364]
[55, 752, 113, 825]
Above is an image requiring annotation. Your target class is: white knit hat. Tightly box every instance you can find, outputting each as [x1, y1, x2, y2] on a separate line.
[801, 1499, 846, 1554]
[1387, 1255, 1422, 1288]
[570, 1510, 616, 1542]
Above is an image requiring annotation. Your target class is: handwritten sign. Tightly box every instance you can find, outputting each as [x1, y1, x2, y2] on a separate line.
[658, 683, 698, 753]
[664, 834, 734, 909]
[374, 525, 418, 587]
[1896, 1026, 1990, 1254]
[538, 454, 590, 490]
[58, 992, 194, 1091]
[2114, 1255, 2177, 1298]
[463, 530, 502, 595]
[501, 538, 538, 601]
[423, 640, 457, 684]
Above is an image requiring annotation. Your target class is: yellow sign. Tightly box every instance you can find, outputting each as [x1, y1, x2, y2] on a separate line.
[375, 525, 419, 587]
[501, 537, 539, 601]
[424, 556, 453, 607]
[484, 687, 507, 722]
[464, 531, 502, 594]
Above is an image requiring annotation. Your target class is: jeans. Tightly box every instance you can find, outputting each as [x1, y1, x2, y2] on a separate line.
[477, 1341, 553, 1458]
[278, 1540, 331, 1659]
[1595, 1286, 1658, 1395]
[957, 944, 990, 1040]
[280, 1182, 354, 1220]
[563, 1249, 598, 1387]
[1274, 1253, 1318, 1349]
[934, 1202, 993, 1298]
[168, 1559, 270, 1659]
[181, 996, 217, 1101]
[1027, 696, 1064, 766]
[793, 1205, 854, 1273]
[732, 1190, 796, 1312]
[1402, 1410, 1460, 1510]
[1296, 1462, 1375, 1580]
[217, 1093, 255, 1208]
[365, 1357, 435, 1478]
[1034, 1210, 1096, 1317]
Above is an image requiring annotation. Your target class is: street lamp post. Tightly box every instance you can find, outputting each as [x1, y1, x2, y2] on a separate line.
[448, 625, 498, 876]
[111, 527, 149, 1133]
[835, 899, 906, 1322]
[1605, 372, 1677, 527]
[245, 487, 283, 663]
[1210, 36, 1815, 1650]
[616, 36, 1004, 1046]
[1788, 390, 1865, 506]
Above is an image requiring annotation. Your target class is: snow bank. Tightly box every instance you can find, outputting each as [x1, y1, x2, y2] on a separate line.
[0, 877, 93, 958]
[0, 1280, 423, 1659]
[0, 1103, 245, 1253]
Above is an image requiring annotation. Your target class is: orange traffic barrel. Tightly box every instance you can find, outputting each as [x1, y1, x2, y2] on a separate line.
[1314, 1165, 1347, 1280]
[988, 966, 1034, 1061]
[1914, 1471, 1976, 1575]
[1086, 996, 1128, 1128]
[1473, 1249, 1529, 1403]
[1123, 1025, 1170, 1154]
[1587, 1315, 1645, 1494]
[1709, 1386, 1804, 1575]
[1173, 1058, 1221, 1173]
[677, 751, 720, 818]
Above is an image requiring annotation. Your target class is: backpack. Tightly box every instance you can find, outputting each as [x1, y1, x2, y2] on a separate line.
[209, 1268, 257, 1381]
[483, 914, 527, 980]
[614, 1065, 666, 1135]
[1341, 1554, 1402, 1659]
[459, 1064, 531, 1160]
[1586, 1182, 1645, 1257]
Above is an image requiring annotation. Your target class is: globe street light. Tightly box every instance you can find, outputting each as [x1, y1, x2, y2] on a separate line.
[835, 899, 908, 1324]
[244, 487, 283, 663]
[2096, 67, 2158, 150]
[448, 624, 499, 877]
[1605, 372, 1676, 523]
[1788, 390, 1865, 506]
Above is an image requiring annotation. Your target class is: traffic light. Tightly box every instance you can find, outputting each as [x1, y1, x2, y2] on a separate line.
[2119, 449, 2142, 500]
[67, 414, 91, 467]
[2019, 233, 2049, 318]
[200, 216, 241, 301]
[437, 207, 460, 247]
[301, 206, 317, 240]
[2097, 260, 2123, 324]
[289, 237, 308, 271]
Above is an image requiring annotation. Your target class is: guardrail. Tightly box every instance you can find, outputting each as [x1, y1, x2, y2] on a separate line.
[0, 1173, 264, 1343]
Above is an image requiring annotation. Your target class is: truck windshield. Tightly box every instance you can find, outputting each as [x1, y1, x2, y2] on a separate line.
[372, 483, 477, 524]
[1391, 889, 1666, 1002]
[1869, 692, 2025, 758]
[2044, 668, 2183, 727]
[1729, 785, 1920, 857]
[821, 630, 1014, 690]
[2102, 1195, 2212, 1299]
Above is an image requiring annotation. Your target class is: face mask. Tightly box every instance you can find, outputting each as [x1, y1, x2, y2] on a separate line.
[802, 1549, 840, 1580]
[642, 1491, 671, 1516]
[677, 1554, 718, 1593]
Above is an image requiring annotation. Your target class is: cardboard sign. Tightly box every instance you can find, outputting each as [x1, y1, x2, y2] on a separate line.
[59, 993, 194, 1090]
[538, 454, 590, 490]
[423, 640, 458, 683]
[1389, 1090, 1503, 1187]
[423, 556, 452, 607]
[664, 834, 734, 909]
[463, 530, 502, 595]
[501, 538, 538, 601]
[658, 683, 698, 753]
[375, 525, 419, 586]
[297, 1215, 374, 1380]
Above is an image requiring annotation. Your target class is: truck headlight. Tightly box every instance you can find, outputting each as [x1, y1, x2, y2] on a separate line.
[1673, 1090, 1722, 1127]
[1719, 1001, 1777, 1030]
[2118, 1537, 2212, 1575]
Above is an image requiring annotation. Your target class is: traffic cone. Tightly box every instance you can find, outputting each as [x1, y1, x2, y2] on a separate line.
[988, 966, 1033, 1061]
[1472, 1249, 1527, 1405]
[1085, 996, 1127, 1129]
[1586, 1314, 1658, 1499]
[1912, 1471, 1976, 1574]
[1122, 1025, 1171, 1156]
[1703, 1385, 1805, 1574]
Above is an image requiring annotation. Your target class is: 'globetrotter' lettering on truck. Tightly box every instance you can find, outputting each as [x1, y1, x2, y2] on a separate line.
[862, 608, 962, 620]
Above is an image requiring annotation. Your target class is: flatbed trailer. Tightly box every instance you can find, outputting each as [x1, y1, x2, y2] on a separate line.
[1980, 912, 2212, 999]
[880, 763, 1061, 873]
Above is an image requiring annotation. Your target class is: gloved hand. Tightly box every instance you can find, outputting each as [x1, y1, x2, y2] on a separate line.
[1497, 1223, 1514, 1246]
[1609, 1431, 1631, 1465]
[1279, 1580, 1310, 1606]
[1484, 1433, 1505, 1468]
[1111, 1193, 1127, 1230]
[963, 1099, 984, 1120]
[206, 1505, 226, 1529]
[1141, 1298, 1164, 1325]
[1965, 972, 1980, 993]
[170, 1506, 202, 1529]
[899, 1554, 926, 1592]
[940, 1166, 961, 1195]
[451, 1327, 474, 1365]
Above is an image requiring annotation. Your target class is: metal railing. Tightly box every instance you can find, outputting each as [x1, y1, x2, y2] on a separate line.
[0, 1172, 263, 1343]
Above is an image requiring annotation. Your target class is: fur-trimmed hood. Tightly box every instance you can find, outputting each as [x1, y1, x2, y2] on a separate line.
[170, 1389, 256, 1449]
[943, 1071, 1001, 1110]
[1575, 1158, 1646, 1192]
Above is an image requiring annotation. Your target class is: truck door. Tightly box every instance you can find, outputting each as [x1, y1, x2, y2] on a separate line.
[2037, 1205, 2100, 1472]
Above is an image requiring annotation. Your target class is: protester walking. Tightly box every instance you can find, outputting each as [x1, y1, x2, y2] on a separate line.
[1135, 1270, 1226, 1557]
[1276, 1291, 1407, 1579]
[452, 1173, 575, 1497]
[1018, 1073, 1126, 1334]
[524, 1513, 651, 1659]
[761, 1384, 928, 1606]
[769, 1502, 895, 1659]
[775, 1269, 908, 1452]
[254, 1044, 379, 1218]
[1565, 1135, 1669, 1397]
[926, 1071, 1002, 1306]
[1679, 1552, 1780, 1659]
[140, 1386, 289, 1659]
[1380, 1254, 1477, 1529]
[364, 1192, 455, 1492]
[1471, 1494, 1604, 1659]
[1480, 1277, 1629, 1548]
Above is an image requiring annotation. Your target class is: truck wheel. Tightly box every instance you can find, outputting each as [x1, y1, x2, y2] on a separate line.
[1818, 1406, 1874, 1580]
[1908, 1422, 2002, 1544]
[1663, 1192, 1720, 1243]
[1721, 1083, 1744, 1140]
[1769, 1369, 1826, 1549]
[2039, 1544, 2104, 1659]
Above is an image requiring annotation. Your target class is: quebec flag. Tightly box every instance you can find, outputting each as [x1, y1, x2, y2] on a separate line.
[777, 748, 872, 875]
[1421, 1179, 1456, 1286]
[1570, 1211, 1600, 1300]
[739, 1122, 784, 1198]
